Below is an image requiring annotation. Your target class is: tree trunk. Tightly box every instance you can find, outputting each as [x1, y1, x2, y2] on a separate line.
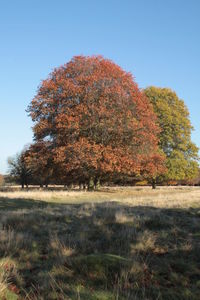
[88, 177, 94, 191]
[95, 178, 101, 190]
[21, 183, 24, 189]
[69, 183, 74, 190]
[152, 178, 156, 189]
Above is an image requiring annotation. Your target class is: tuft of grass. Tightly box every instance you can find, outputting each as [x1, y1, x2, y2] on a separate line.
[0, 258, 19, 299]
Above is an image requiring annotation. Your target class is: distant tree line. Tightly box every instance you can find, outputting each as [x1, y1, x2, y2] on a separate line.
[7, 56, 199, 189]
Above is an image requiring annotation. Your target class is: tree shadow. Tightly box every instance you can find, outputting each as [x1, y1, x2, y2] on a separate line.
[0, 197, 51, 210]
[0, 196, 200, 299]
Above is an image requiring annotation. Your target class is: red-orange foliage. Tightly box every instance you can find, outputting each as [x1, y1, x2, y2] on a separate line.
[28, 55, 165, 184]
[25, 141, 53, 186]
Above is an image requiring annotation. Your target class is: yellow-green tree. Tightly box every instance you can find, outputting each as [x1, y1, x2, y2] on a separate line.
[144, 87, 199, 183]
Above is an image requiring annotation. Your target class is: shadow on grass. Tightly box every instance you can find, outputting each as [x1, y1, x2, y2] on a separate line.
[0, 197, 50, 210]
[0, 196, 200, 299]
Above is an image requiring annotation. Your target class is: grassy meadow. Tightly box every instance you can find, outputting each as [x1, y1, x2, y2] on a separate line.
[0, 186, 200, 299]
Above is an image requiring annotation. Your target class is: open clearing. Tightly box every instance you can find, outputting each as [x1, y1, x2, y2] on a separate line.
[0, 187, 200, 299]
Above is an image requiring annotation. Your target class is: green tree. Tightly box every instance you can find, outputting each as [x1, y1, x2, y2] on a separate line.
[144, 87, 199, 183]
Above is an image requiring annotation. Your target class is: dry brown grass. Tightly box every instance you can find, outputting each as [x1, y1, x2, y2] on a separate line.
[0, 186, 200, 299]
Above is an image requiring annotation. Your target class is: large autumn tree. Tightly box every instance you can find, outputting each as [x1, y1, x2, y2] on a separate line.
[27, 56, 165, 188]
[144, 87, 199, 183]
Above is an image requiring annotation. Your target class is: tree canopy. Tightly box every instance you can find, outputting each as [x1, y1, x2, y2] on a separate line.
[27, 56, 165, 187]
[144, 87, 199, 182]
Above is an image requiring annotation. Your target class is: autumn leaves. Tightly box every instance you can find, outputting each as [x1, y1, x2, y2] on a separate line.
[22, 56, 198, 189]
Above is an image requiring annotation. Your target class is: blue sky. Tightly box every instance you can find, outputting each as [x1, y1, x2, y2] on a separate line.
[0, 0, 200, 173]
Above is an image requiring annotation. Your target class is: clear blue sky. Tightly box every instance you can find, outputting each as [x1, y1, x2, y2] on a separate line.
[0, 0, 200, 173]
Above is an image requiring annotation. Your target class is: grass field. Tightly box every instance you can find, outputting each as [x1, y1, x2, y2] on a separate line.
[0, 187, 200, 299]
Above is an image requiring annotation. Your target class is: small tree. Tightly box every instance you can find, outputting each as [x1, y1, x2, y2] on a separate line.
[0, 174, 4, 186]
[25, 141, 54, 187]
[8, 151, 31, 188]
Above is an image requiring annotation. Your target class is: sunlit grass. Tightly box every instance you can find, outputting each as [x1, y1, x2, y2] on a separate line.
[0, 186, 199, 207]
